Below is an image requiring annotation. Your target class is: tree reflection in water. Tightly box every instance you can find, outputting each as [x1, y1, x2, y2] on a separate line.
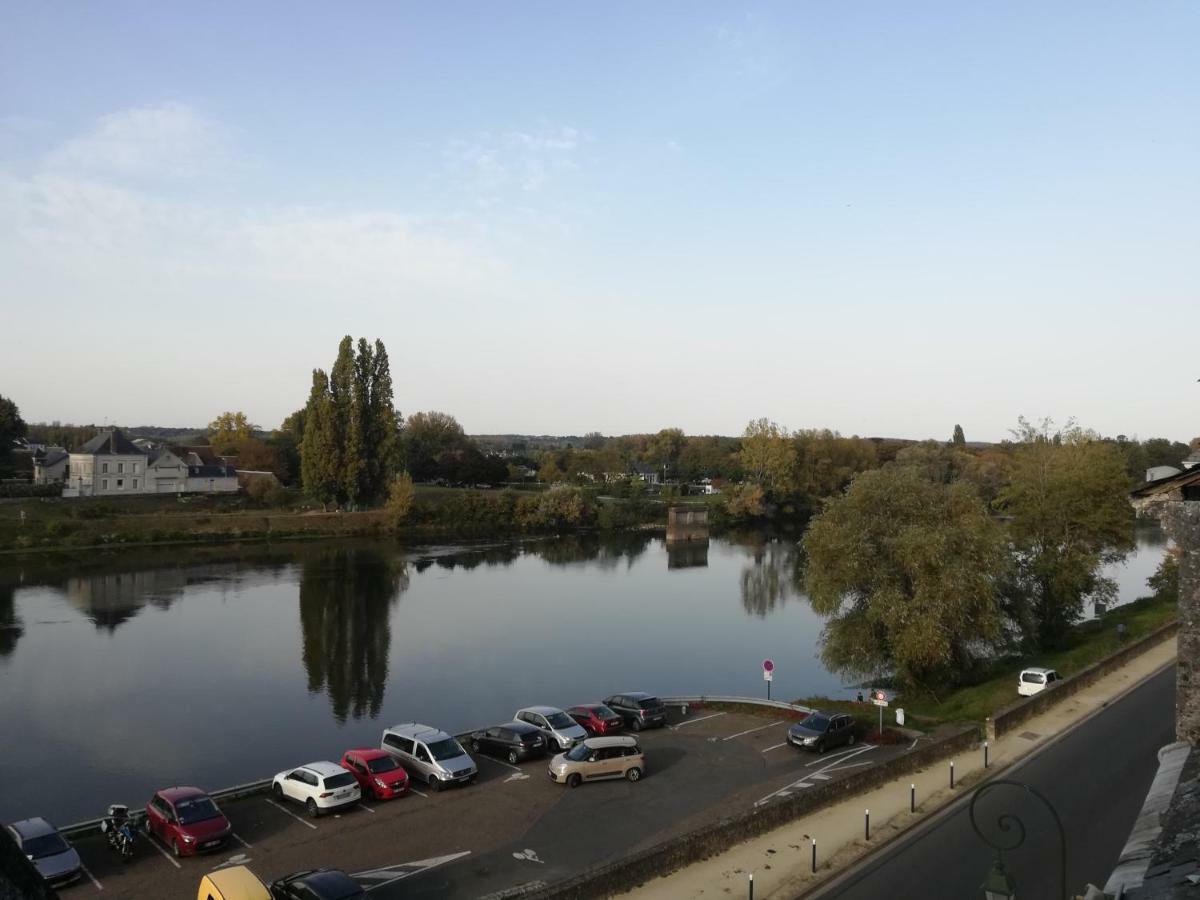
[299, 547, 410, 722]
[0, 583, 21, 659]
[739, 537, 805, 618]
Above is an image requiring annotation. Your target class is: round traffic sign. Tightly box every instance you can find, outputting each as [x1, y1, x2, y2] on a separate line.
[763, 659, 774, 672]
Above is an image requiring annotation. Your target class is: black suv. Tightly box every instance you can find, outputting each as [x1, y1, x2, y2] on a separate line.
[787, 712, 856, 754]
[469, 721, 547, 764]
[603, 692, 667, 732]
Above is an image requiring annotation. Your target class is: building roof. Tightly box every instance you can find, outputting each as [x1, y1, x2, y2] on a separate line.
[77, 429, 143, 456]
[35, 449, 68, 468]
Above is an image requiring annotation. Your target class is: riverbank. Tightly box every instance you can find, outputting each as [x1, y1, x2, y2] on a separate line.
[0, 485, 670, 554]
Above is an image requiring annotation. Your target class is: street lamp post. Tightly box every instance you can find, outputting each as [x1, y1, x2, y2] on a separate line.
[968, 779, 1067, 900]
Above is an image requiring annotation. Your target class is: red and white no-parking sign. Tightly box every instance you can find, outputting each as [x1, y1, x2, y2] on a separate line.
[762, 659, 774, 681]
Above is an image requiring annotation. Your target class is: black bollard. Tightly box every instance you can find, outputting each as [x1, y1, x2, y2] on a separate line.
[811, 838, 816, 874]
[865, 809, 870, 841]
[910, 783, 915, 813]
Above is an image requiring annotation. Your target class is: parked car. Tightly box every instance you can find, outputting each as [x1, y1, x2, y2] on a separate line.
[268, 868, 365, 900]
[145, 786, 232, 856]
[515, 706, 588, 751]
[548, 736, 645, 787]
[787, 712, 857, 754]
[567, 703, 624, 736]
[4, 818, 81, 888]
[198, 865, 271, 900]
[470, 721, 548, 763]
[271, 762, 360, 817]
[341, 749, 409, 801]
[1018, 667, 1061, 696]
[381, 723, 477, 791]
[603, 692, 667, 731]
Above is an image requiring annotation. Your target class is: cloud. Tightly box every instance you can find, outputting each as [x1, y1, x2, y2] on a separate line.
[442, 124, 587, 198]
[45, 101, 226, 179]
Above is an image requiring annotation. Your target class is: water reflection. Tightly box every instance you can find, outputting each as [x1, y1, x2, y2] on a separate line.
[667, 540, 709, 569]
[529, 531, 654, 570]
[0, 583, 21, 658]
[739, 538, 804, 618]
[299, 547, 410, 722]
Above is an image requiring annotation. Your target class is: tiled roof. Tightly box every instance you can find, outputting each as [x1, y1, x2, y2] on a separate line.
[78, 429, 143, 456]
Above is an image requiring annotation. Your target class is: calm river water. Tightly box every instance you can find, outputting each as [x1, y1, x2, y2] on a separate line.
[0, 524, 1167, 824]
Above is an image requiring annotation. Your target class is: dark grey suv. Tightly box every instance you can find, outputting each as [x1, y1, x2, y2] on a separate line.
[469, 721, 547, 764]
[603, 692, 666, 731]
[787, 712, 856, 754]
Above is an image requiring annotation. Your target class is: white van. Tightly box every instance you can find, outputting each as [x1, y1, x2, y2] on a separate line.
[1018, 667, 1061, 697]
[381, 723, 477, 791]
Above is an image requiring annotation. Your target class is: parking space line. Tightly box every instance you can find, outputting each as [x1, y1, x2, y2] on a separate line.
[265, 798, 318, 830]
[804, 745, 868, 766]
[722, 720, 783, 741]
[79, 862, 103, 891]
[232, 832, 253, 848]
[754, 745, 877, 807]
[357, 803, 376, 813]
[146, 833, 182, 868]
[671, 712, 726, 730]
[409, 787, 428, 798]
[475, 755, 522, 773]
[761, 741, 789, 753]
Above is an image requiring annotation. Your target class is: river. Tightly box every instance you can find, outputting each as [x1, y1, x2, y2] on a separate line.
[0, 524, 1167, 824]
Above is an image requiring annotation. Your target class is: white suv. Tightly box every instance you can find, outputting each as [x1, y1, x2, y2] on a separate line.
[271, 761, 360, 817]
[1017, 667, 1061, 697]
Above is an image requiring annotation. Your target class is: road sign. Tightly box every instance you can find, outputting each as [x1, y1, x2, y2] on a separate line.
[763, 659, 774, 673]
[869, 689, 889, 707]
[763, 669, 773, 682]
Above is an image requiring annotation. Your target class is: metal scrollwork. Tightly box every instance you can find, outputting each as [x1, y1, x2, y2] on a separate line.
[968, 779, 1067, 900]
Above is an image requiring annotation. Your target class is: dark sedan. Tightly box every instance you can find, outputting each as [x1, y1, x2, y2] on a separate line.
[270, 868, 365, 900]
[469, 721, 547, 764]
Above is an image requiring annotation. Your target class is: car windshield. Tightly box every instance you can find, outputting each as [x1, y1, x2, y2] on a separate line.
[1022, 673, 1045, 684]
[565, 743, 592, 762]
[324, 772, 356, 789]
[428, 738, 465, 761]
[367, 756, 399, 774]
[23, 832, 69, 859]
[802, 715, 830, 732]
[545, 712, 574, 729]
[175, 797, 221, 825]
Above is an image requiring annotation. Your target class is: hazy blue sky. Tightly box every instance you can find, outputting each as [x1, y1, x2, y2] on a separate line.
[2, 3, 1197, 441]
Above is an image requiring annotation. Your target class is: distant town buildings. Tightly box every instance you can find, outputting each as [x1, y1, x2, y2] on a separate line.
[61, 429, 237, 497]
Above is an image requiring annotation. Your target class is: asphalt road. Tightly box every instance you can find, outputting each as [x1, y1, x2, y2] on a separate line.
[807, 663, 1176, 900]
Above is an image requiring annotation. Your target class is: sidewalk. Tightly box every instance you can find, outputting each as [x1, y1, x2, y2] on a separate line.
[618, 636, 1179, 899]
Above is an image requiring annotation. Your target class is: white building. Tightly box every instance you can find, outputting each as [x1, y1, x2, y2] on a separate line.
[32, 448, 69, 485]
[62, 429, 238, 497]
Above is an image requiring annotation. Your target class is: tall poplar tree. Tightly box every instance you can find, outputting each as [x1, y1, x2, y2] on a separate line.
[330, 336, 363, 507]
[365, 339, 400, 501]
[300, 370, 339, 508]
[952, 424, 966, 445]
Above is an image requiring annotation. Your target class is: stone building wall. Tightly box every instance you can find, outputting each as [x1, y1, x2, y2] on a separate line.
[1161, 502, 1200, 745]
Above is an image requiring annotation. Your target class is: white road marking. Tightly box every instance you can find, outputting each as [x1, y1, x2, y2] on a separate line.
[671, 712, 727, 730]
[145, 833, 182, 868]
[804, 745, 868, 767]
[754, 745, 877, 807]
[80, 862, 103, 891]
[211, 853, 252, 872]
[512, 848, 544, 864]
[232, 832, 253, 849]
[504, 771, 531, 783]
[476, 755, 523, 772]
[265, 798, 318, 830]
[722, 720, 784, 741]
[409, 787, 428, 798]
[357, 803, 376, 813]
[908, 737, 919, 750]
[352, 850, 471, 892]
[761, 741, 789, 753]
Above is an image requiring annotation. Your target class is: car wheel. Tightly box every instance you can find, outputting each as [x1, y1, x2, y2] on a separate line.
[306, 798, 318, 818]
[817, 741, 827, 754]
[848, 733, 856, 746]
[272, 782, 283, 799]
[507, 750, 519, 765]
[429, 775, 442, 792]
[472, 739, 481, 752]
[630, 718, 642, 732]
[171, 838, 181, 858]
[626, 767, 642, 782]
[567, 773, 582, 788]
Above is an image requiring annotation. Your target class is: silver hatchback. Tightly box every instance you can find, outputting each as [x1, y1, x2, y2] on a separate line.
[5, 818, 82, 887]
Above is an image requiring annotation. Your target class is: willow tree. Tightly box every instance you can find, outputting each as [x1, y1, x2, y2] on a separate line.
[804, 465, 1006, 690]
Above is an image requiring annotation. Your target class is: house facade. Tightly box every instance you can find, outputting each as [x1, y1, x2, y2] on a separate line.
[62, 430, 238, 498]
[32, 448, 69, 485]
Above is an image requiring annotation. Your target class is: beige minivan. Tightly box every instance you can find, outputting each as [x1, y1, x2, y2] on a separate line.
[547, 736, 644, 787]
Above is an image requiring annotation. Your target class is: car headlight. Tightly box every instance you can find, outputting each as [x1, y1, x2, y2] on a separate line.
[182, 835, 195, 843]
[375, 778, 389, 788]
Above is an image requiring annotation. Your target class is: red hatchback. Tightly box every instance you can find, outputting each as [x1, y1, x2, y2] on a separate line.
[341, 749, 410, 800]
[567, 703, 625, 736]
[144, 787, 231, 857]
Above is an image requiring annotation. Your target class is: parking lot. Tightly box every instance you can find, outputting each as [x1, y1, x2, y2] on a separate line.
[59, 708, 909, 899]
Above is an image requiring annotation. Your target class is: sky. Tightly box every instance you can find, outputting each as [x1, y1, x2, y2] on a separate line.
[1, 3, 1197, 442]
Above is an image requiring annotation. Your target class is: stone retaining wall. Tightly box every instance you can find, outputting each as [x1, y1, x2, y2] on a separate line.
[984, 619, 1179, 742]
[524, 726, 980, 900]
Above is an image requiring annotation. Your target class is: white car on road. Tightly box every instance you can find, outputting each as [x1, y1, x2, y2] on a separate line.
[271, 761, 360, 817]
[515, 706, 589, 752]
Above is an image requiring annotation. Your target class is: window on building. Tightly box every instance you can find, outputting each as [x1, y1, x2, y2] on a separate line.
[133, 479, 139, 489]
[116, 479, 124, 489]
[102, 462, 109, 474]
[133, 462, 139, 474]
[117, 462, 125, 474]
[101, 479, 108, 490]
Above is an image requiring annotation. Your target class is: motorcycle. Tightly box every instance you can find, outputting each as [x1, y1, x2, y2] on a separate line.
[100, 804, 136, 861]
